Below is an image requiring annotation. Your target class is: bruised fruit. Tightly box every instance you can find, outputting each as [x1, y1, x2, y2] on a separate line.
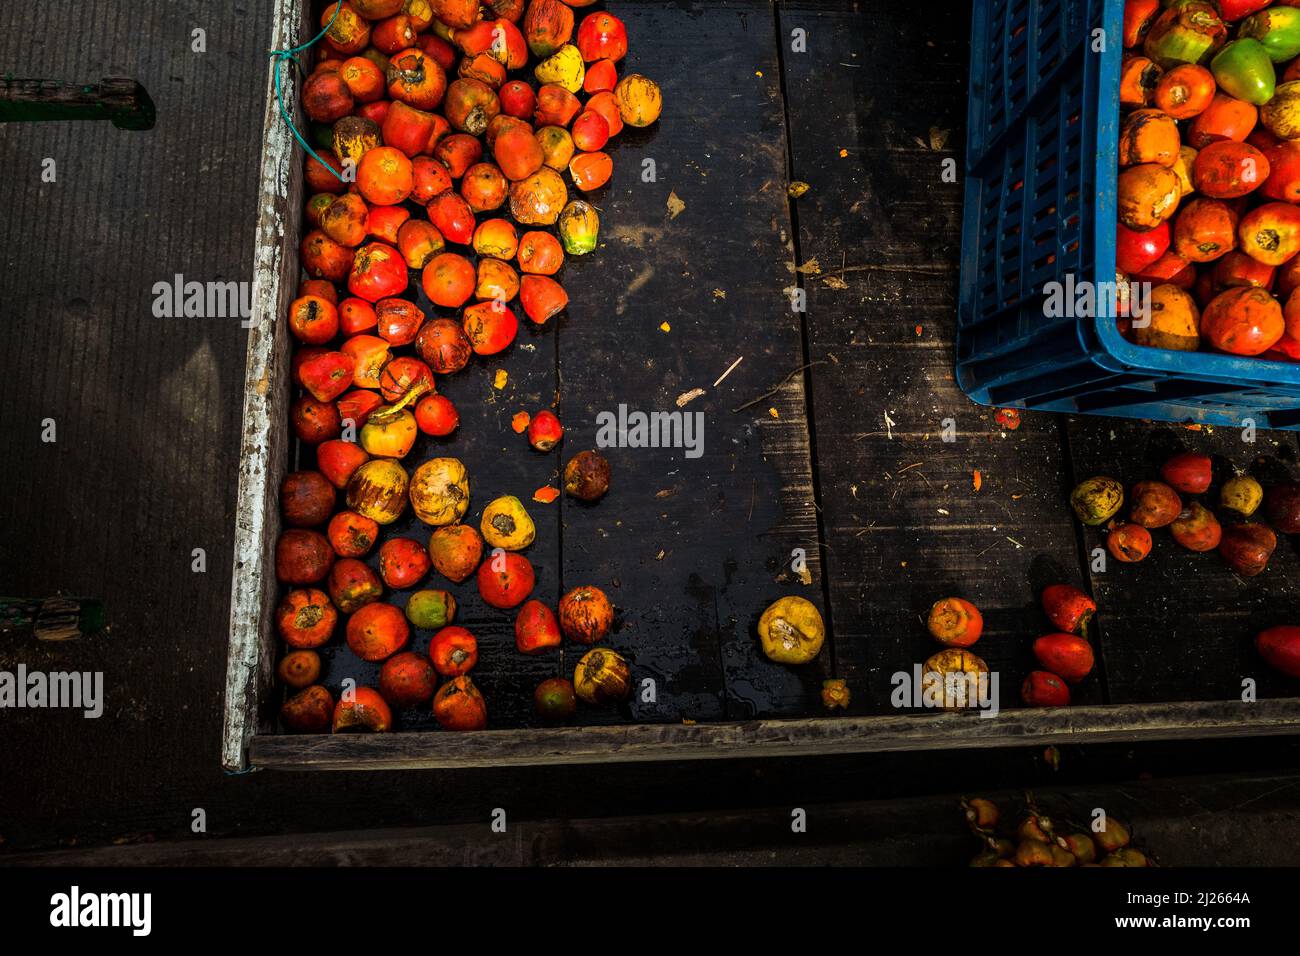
[409, 457, 471, 525]
[405, 588, 457, 629]
[1219, 521, 1277, 576]
[332, 686, 392, 732]
[1171, 501, 1223, 551]
[327, 510, 379, 558]
[276, 529, 333, 584]
[480, 494, 536, 550]
[1108, 522, 1153, 562]
[757, 596, 825, 664]
[926, 597, 983, 647]
[1021, 671, 1071, 707]
[563, 449, 610, 500]
[1041, 584, 1096, 637]
[1256, 625, 1300, 677]
[281, 470, 336, 527]
[277, 588, 338, 648]
[1070, 476, 1124, 525]
[430, 625, 478, 676]
[534, 677, 577, 721]
[379, 651, 438, 708]
[1129, 480, 1182, 528]
[477, 550, 535, 608]
[433, 675, 488, 730]
[378, 536, 432, 588]
[278, 649, 322, 689]
[920, 649, 990, 709]
[428, 523, 484, 583]
[558, 585, 614, 645]
[346, 458, 409, 525]
[328, 558, 383, 614]
[1032, 633, 1095, 683]
[281, 685, 334, 732]
[573, 648, 631, 704]
[346, 601, 410, 661]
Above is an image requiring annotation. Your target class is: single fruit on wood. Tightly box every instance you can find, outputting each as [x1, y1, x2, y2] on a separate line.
[1221, 474, 1264, 516]
[758, 596, 825, 664]
[1041, 584, 1097, 637]
[405, 588, 457, 629]
[409, 457, 471, 525]
[328, 557, 383, 614]
[1219, 521, 1277, 576]
[920, 648, 989, 709]
[519, 274, 568, 323]
[332, 686, 392, 732]
[1129, 480, 1182, 528]
[476, 550, 535, 608]
[1256, 625, 1300, 677]
[573, 648, 631, 704]
[379, 651, 437, 708]
[278, 649, 322, 689]
[558, 585, 614, 644]
[1107, 522, 1153, 562]
[480, 495, 536, 550]
[281, 685, 334, 733]
[614, 73, 662, 127]
[430, 625, 478, 676]
[346, 458, 410, 525]
[433, 675, 488, 730]
[563, 449, 610, 500]
[1032, 633, 1095, 683]
[346, 602, 411, 661]
[1070, 476, 1124, 525]
[926, 596, 983, 647]
[557, 199, 599, 254]
[428, 523, 484, 583]
[1264, 481, 1300, 532]
[1021, 671, 1071, 707]
[276, 529, 334, 584]
[527, 409, 563, 450]
[1170, 501, 1223, 551]
[277, 588, 338, 648]
[515, 599, 562, 653]
[534, 677, 577, 721]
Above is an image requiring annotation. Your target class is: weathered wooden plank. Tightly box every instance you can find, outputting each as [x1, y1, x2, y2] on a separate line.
[250, 697, 1300, 770]
[554, 0, 828, 722]
[777, 2, 1096, 714]
[1066, 418, 1300, 704]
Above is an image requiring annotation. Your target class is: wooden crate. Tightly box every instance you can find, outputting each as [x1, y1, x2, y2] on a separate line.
[222, 0, 1300, 772]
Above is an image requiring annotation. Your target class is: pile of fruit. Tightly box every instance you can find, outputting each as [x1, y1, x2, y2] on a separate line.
[1117, 0, 1300, 359]
[1070, 448, 1300, 576]
[272, 0, 661, 734]
[962, 795, 1152, 867]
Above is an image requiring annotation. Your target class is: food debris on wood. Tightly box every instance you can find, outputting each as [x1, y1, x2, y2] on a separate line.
[493, 369, 508, 390]
[713, 355, 743, 387]
[532, 486, 560, 504]
[675, 387, 705, 407]
[787, 181, 811, 198]
[666, 190, 686, 219]
[994, 408, 1021, 431]
[973, 470, 983, 492]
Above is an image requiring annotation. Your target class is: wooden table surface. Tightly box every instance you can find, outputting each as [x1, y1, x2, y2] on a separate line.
[2, 0, 1299, 857]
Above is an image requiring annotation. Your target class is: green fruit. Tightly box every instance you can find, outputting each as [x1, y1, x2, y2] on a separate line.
[405, 589, 457, 630]
[1071, 476, 1125, 526]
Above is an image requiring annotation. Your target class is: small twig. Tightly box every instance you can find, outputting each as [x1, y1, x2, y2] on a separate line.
[732, 361, 825, 412]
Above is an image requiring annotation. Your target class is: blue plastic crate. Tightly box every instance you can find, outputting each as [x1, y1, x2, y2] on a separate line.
[957, 0, 1300, 430]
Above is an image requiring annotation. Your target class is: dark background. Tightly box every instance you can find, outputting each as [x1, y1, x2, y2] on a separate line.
[2, 0, 1300, 864]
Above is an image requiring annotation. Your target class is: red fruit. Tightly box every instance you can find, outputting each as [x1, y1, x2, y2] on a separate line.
[281, 470, 336, 527]
[281, 685, 334, 733]
[336, 388, 384, 428]
[378, 356, 434, 404]
[328, 557, 383, 614]
[317, 440, 367, 489]
[499, 79, 536, 118]
[1219, 522, 1277, 577]
[427, 190, 476, 244]
[515, 599, 562, 653]
[1021, 671, 1071, 707]
[378, 536, 432, 588]
[1129, 480, 1183, 528]
[292, 395, 342, 445]
[340, 335, 391, 389]
[379, 651, 438, 708]
[1031, 633, 1095, 683]
[575, 11, 627, 63]
[433, 675, 487, 730]
[430, 625, 478, 676]
[332, 686, 392, 732]
[534, 677, 577, 721]
[462, 301, 519, 354]
[289, 294, 340, 344]
[1116, 221, 1170, 274]
[411, 155, 454, 203]
[374, 297, 426, 347]
[276, 529, 333, 584]
[584, 58, 617, 94]
[527, 409, 563, 451]
[1041, 584, 1097, 637]
[476, 550, 536, 608]
[415, 317, 474, 373]
[1107, 522, 1153, 563]
[298, 350, 356, 402]
[1171, 502, 1223, 551]
[1256, 625, 1300, 678]
[1161, 451, 1213, 493]
[327, 510, 379, 558]
[415, 393, 460, 435]
[348, 242, 409, 303]
[276, 588, 338, 648]
[339, 296, 378, 335]
[926, 597, 983, 647]
[519, 274, 568, 323]
[346, 602, 410, 661]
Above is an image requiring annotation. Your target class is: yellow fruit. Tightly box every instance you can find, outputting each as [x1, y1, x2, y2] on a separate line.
[409, 457, 470, 526]
[921, 648, 989, 709]
[573, 648, 631, 704]
[480, 495, 536, 550]
[345, 459, 409, 525]
[534, 44, 585, 93]
[757, 596, 825, 664]
[1070, 476, 1124, 525]
[1221, 475, 1264, 516]
[613, 73, 662, 127]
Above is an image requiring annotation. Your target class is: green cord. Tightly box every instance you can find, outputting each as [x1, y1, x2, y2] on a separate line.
[270, 2, 345, 183]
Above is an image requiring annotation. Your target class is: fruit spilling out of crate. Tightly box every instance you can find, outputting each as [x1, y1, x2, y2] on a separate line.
[272, 0, 661, 734]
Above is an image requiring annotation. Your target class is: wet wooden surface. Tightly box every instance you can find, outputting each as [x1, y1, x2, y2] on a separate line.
[1, 0, 1299, 852]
